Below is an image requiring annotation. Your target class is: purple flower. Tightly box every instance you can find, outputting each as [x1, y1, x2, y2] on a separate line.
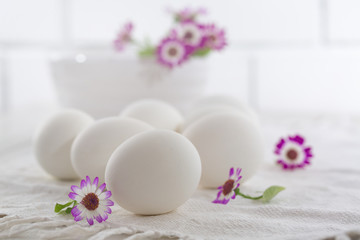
[212, 168, 242, 205]
[202, 24, 227, 50]
[168, 7, 207, 23]
[177, 21, 205, 50]
[156, 37, 190, 68]
[275, 134, 313, 170]
[114, 22, 133, 51]
[68, 176, 114, 225]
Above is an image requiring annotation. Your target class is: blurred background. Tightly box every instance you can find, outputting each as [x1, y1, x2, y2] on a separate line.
[1, 0, 360, 147]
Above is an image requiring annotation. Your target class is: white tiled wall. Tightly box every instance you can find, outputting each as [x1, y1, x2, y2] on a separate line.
[257, 49, 360, 112]
[0, 0, 62, 43]
[1, 0, 360, 114]
[328, 0, 360, 42]
[229, 0, 320, 43]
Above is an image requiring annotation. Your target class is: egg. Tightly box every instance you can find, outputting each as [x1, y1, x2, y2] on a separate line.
[183, 112, 264, 188]
[105, 130, 201, 215]
[33, 109, 94, 180]
[181, 105, 240, 132]
[71, 117, 153, 182]
[192, 95, 258, 122]
[120, 99, 183, 131]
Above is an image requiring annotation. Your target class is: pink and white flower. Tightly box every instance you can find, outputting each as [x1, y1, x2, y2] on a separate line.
[114, 22, 133, 51]
[212, 168, 242, 205]
[69, 176, 114, 225]
[202, 24, 227, 50]
[177, 21, 204, 49]
[275, 134, 313, 170]
[156, 37, 189, 68]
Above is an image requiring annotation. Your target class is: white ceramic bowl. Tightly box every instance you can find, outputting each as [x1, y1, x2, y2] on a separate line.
[50, 49, 208, 118]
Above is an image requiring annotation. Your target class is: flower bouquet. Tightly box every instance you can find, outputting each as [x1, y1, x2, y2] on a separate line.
[114, 7, 226, 68]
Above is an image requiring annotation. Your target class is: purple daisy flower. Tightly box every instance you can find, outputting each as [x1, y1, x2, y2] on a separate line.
[275, 134, 313, 170]
[202, 24, 227, 50]
[113, 22, 133, 51]
[156, 37, 189, 68]
[212, 168, 242, 205]
[177, 21, 205, 50]
[69, 176, 114, 225]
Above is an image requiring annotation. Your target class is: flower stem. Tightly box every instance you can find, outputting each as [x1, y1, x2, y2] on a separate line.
[234, 188, 263, 200]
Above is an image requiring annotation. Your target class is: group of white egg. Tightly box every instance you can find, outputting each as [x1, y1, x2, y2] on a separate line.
[33, 95, 264, 215]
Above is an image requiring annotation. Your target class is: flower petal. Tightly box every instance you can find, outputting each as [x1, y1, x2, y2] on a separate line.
[71, 206, 82, 217]
[105, 207, 112, 214]
[86, 176, 91, 185]
[74, 214, 83, 222]
[68, 192, 82, 202]
[68, 192, 77, 200]
[80, 179, 86, 189]
[275, 138, 286, 151]
[231, 192, 236, 199]
[93, 177, 99, 189]
[99, 191, 112, 200]
[216, 189, 223, 198]
[229, 168, 234, 177]
[86, 176, 92, 192]
[236, 168, 242, 177]
[103, 199, 114, 206]
[95, 215, 103, 223]
[71, 185, 84, 197]
[212, 198, 230, 205]
[289, 135, 304, 145]
[87, 217, 94, 225]
[304, 147, 313, 157]
[96, 183, 106, 195]
[236, 175, 242, 182]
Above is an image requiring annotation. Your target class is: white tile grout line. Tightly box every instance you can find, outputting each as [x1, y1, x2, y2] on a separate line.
[0, 50, 9, 114]
[247, 55, 259, 111]
[60, 0, 72, 47]
[319, 0, 329, 45]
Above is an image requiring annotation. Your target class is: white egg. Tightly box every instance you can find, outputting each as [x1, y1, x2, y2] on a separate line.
[33, 109, 94, 180]
[183, 112, 264, 188]
[71, 117, 153, 182]
[120, 99, 183, 131]
[192, 95, 258, 122]
[105, 130, 201, 215]
[181, 105, 240, 132]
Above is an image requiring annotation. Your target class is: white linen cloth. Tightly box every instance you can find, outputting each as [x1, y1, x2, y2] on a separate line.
[1, 113, 360, 240]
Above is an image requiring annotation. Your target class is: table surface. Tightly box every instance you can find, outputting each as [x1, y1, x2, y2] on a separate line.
[1, 109, 360, 240]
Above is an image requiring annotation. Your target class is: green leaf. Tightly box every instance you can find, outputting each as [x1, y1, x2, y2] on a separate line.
[55, 201, 73, 213]
[65, 207, 73, 214]
[262, 186, 285, 203]
[192, 48, 211, 57]
[55, 200, 77, 215]
[138, 46, 156, 57]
